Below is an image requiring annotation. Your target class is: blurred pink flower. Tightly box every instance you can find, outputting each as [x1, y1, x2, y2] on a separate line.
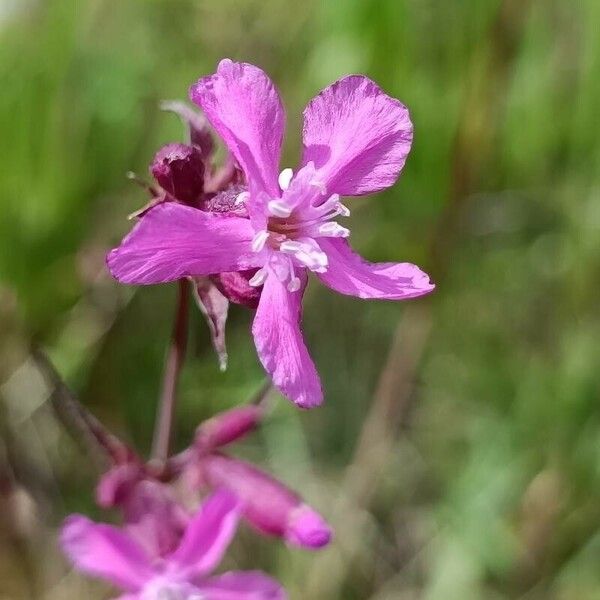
[195, 453, 331, 549]
[185, 405, 331, 548]
[108, 59, 434, 407]
[190, 405, 331, 548]
[96, 404, 332, 552]
[61, 489, 285, 600]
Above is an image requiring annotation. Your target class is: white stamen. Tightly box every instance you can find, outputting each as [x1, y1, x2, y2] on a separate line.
[267, 199, 292, 218]
[314, 251, 329, 268]
[235, 191, 250, 205]
[321, 193, 340, 209]
[278, 168, 294, 191]
[295, 249, 329, 272]
[336, 202, 351, 217]
[310, 193, 341, 218]
[251, 230, 269, 252]
[287, 277, 301, 292]
[279, 240, 304, 254]
[318, 222, 350, 238]
[310, 178, 327, 195]
[248, 268, 268, 287]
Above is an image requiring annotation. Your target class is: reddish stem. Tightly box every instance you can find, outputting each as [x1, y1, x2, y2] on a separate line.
[151, 278, 190, 466]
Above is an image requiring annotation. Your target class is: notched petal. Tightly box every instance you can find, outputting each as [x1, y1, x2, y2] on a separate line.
[251, 273, 322, 408]
[190, 59, 285, 198]
[107, 204, 259, 285]
[302, 75, 413, 196]
[317, 238, 435, 300]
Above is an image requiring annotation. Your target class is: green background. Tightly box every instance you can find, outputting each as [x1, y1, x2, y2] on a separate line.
[1, 0, 599, 598]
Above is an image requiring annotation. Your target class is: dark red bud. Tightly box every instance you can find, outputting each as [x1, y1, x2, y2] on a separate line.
[151, 143, 205, 206]
[212, 270, 262, 308]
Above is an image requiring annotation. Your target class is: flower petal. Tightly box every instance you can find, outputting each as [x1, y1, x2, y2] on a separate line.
[301, 75, 413, 196]
[169, 489, 240, 579]
[197, 571, 287, 600]
[160, 99, 215, 158]
[317, 238, 434, 299]
[190, 59, 285, 197]
[60, 515, 153, 592]
[252, 272, 322, 408]
[107, 203, 260, 285]
[123, 480, 190, 559]
[191, 276, 230, 371]
[199, 454, 331, 550]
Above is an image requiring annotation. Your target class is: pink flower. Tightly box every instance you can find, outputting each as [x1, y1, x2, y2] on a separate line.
[61, 489, 286, 600]
[186, 405, 331, 549]
[108, 59, 434, 408]
[95, 403, 332, 553]
[195, 453, 332, 549]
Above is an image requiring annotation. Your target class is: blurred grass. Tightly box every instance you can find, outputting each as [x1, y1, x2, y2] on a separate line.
[1, 0, 600, 598]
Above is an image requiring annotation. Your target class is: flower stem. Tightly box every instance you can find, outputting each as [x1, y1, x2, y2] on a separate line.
[151, 278, 190, 466]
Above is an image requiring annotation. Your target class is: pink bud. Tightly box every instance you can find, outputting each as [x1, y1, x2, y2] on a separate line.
[285, 505, 332, 548]
[199, 454, 331, 550]
[96, 465, 189, 558]
[195, 405, 263, 450]
[95, 463, 142, 508]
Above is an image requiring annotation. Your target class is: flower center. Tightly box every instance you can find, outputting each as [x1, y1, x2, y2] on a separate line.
[141, 579, 204, 600]
[249, 191, 350, 292]
[245, 167, 351, 292]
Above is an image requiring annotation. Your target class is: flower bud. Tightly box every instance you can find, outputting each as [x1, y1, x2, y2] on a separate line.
[198, 453, 331, 549]
[151, 143, 205, 206]
[285, 505, 332, 548]
[96, 465, 189, 558]
[213, 270, 262, 308]
[195, 405, 263, 451]
[95, 463, 142, 508]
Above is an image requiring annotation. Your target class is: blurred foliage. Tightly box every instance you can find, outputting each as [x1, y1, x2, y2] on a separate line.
[1, 0, 600, 598]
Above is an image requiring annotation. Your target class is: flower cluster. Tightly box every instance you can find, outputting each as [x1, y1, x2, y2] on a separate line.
[62, 403, 330, 599]
[60, 59, 434, 599]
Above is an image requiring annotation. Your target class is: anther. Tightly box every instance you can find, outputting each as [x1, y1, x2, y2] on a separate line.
[318, 222, 350, 238]
[336, 202, 351, 217]
[251, 230, 270, 252]
[279, 240, 304, 254]
[268, 199, 292, 218]
[278, 168, 294, 191]
[248, 268, 268, 287]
